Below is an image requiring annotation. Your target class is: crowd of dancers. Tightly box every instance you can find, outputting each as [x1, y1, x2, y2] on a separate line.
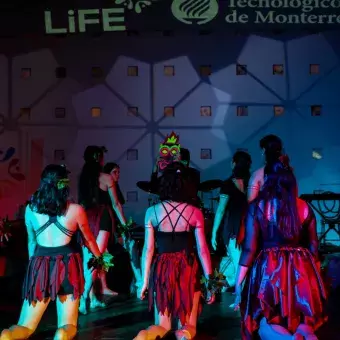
[0, 134, 328, 340]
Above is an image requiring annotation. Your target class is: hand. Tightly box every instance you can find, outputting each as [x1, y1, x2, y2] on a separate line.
[211, 233, 217, 251]
[137, 284, 148, 300]
[206, 290, 216, 305]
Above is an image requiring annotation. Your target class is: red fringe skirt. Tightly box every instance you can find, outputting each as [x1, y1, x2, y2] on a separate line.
[148, 251, 201, 325]
[241, 247, 328, 339]
[22, 244, 84, 304]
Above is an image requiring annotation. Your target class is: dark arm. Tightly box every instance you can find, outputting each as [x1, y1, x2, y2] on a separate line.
[239, 203, 260, 267]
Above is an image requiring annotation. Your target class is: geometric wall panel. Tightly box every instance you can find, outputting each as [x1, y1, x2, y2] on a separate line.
[200, 148, 212, 159]
[236, 64, 247, 75]
[273, 64, 284, 75]
[127, 149, 138, 160]
[20, 68, 31, 79]
[164, 106, 174, 117]
[127, 191, 138, 202]
[127, 66, 138, 76]
[309, 64, 319, 75]
[200, 106, 212, 116]
[164, 65, 175, 76]
[91, 107, 101, 118]
[54, 149, 65, 162]
[273, 105, 284, 116]
[311, 105, 322, 116]
[55, 107, 66, 118]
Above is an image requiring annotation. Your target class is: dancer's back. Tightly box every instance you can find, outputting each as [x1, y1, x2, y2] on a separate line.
[26, 203, 83, 248]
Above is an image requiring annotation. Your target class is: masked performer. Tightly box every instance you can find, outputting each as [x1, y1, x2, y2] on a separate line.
[103, 162, 142, 292]
[211, 151, 251, 289]
[233, 157, 327, 339]
[150, 132, 200, 206]
[0, 165, 102, 340]
[78, 146, 127, 314]
[248, 134, 283, 202]
[135, 163, 214, 340]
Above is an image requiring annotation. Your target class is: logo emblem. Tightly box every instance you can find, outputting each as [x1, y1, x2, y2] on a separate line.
[171, 0, 219, 25]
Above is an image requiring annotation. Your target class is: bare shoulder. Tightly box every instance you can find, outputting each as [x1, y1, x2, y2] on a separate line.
[296, 198, 309, 220]
[99, 172, 112, 185]
[25, 204, 32, 214]
[67, 202, 85, 215]
[188, 205, 203, 223]
[192, 205, 203, 217]
[145, 205, 154, 217]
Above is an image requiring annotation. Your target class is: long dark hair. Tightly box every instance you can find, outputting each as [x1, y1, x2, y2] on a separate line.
[30, 164, 70, 216]
[78, 146, 105, 209]
[256, 156, 300, 239]
[232, 151, 252, 181]
[260, 134, 283, 166]
[158, 162, 190, 203]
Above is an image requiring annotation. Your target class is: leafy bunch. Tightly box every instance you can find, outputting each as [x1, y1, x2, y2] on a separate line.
[88, 252, 114, 272]
[200, 269, 227, 296]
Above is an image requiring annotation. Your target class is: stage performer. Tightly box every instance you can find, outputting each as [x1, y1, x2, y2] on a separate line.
[103, 162, 142, 293]
[233, 157, 327, 339]
[135, 163, 214, 340]
[211, 151, 252, 289]
[0, 164, 103, 340]
[150, 132, 200, 207]
[78, 146, 127, 314]
[248, 134, 284, 202]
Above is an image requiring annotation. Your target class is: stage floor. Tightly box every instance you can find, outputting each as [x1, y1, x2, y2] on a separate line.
[0, 292, 339, 340]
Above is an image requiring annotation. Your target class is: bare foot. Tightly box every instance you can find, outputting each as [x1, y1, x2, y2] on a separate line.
[102, 288, 118, 296]
[89, 299, 106, 310]
[79, 297, 87, 315]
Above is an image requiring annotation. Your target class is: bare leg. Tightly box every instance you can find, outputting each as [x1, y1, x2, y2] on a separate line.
[0, 298, 50, 339]
[175, 291, 201, 340]
[99, 270, 118, 296]
[219, 253, 233, 291]
[80, 247, 105, 314]
[99, 250, 118, 296]
[123, 238, 142, 290]
[54, 295, 79, 340]
[226, 238, 241, 288]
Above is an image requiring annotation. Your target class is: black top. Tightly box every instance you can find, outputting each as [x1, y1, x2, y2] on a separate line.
[98, 187, 111, 205]
[220, 177, 248, 244]
[153, 201, 195, 254]
[98, 184, 125, 206]
[239, 201, 319, 267]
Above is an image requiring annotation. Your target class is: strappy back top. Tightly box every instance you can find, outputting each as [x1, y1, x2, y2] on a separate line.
[35, 216, 75, 238]
[154, 201, 195, 254]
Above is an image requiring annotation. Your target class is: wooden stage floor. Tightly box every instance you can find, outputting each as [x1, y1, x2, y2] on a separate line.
[1, 291, 339, 340]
